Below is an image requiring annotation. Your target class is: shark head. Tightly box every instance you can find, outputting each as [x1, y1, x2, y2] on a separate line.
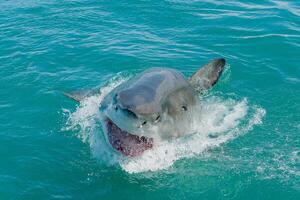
[100, 68, 198, 156]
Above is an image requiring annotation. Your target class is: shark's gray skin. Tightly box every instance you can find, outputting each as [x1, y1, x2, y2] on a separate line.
[65, 58, 226, 156]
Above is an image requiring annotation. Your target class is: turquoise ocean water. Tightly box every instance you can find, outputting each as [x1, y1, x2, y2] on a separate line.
[1, 0, 300, 199]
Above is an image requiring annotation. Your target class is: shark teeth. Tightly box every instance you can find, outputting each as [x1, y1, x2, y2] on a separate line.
[105, 118, 153, 157]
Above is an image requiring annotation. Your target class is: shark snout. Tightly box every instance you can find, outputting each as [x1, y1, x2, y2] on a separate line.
[114, 92, 137, 116]
[116, 89, 146, 111]
[112, 91, 158, 130]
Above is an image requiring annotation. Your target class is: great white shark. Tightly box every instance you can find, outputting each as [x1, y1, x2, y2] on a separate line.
[65, 58, 226, 156]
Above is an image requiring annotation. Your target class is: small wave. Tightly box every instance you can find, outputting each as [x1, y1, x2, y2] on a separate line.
[272, 0, 300, 17]
[233, 34, 300, 39]
[63, 74, 266, 173]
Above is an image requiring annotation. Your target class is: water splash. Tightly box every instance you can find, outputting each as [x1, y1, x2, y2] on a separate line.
[63, 75, 129, 165]
[120, 98, 265, 173]
[63, 75, 265, 173]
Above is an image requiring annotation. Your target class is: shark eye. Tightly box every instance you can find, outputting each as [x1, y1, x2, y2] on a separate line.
[114, 105, 118, 110]
[155, 115, 161, 123]
[142, 121, 147, 126]
[182, 106, 187, 111]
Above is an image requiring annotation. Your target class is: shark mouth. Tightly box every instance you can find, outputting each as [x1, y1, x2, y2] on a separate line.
[105, 118, 153, 157]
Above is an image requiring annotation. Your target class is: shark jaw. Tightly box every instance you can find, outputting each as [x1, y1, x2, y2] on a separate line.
[105, 118, 153, 157]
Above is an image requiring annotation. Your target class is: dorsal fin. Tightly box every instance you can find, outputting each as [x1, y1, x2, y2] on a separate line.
[189, 58, 226, 93]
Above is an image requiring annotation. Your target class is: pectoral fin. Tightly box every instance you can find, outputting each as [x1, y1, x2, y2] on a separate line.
[189, 58, 226, 93]
[63, 88, 99, 102]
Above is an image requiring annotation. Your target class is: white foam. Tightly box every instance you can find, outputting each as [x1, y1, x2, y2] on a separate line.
[63, 75, 129, 165]
[120, 98, 265, 173]
[63, 75, 266, 173]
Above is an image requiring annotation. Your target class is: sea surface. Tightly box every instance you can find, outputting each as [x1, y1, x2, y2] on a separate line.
[1, 0, 300, 199]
